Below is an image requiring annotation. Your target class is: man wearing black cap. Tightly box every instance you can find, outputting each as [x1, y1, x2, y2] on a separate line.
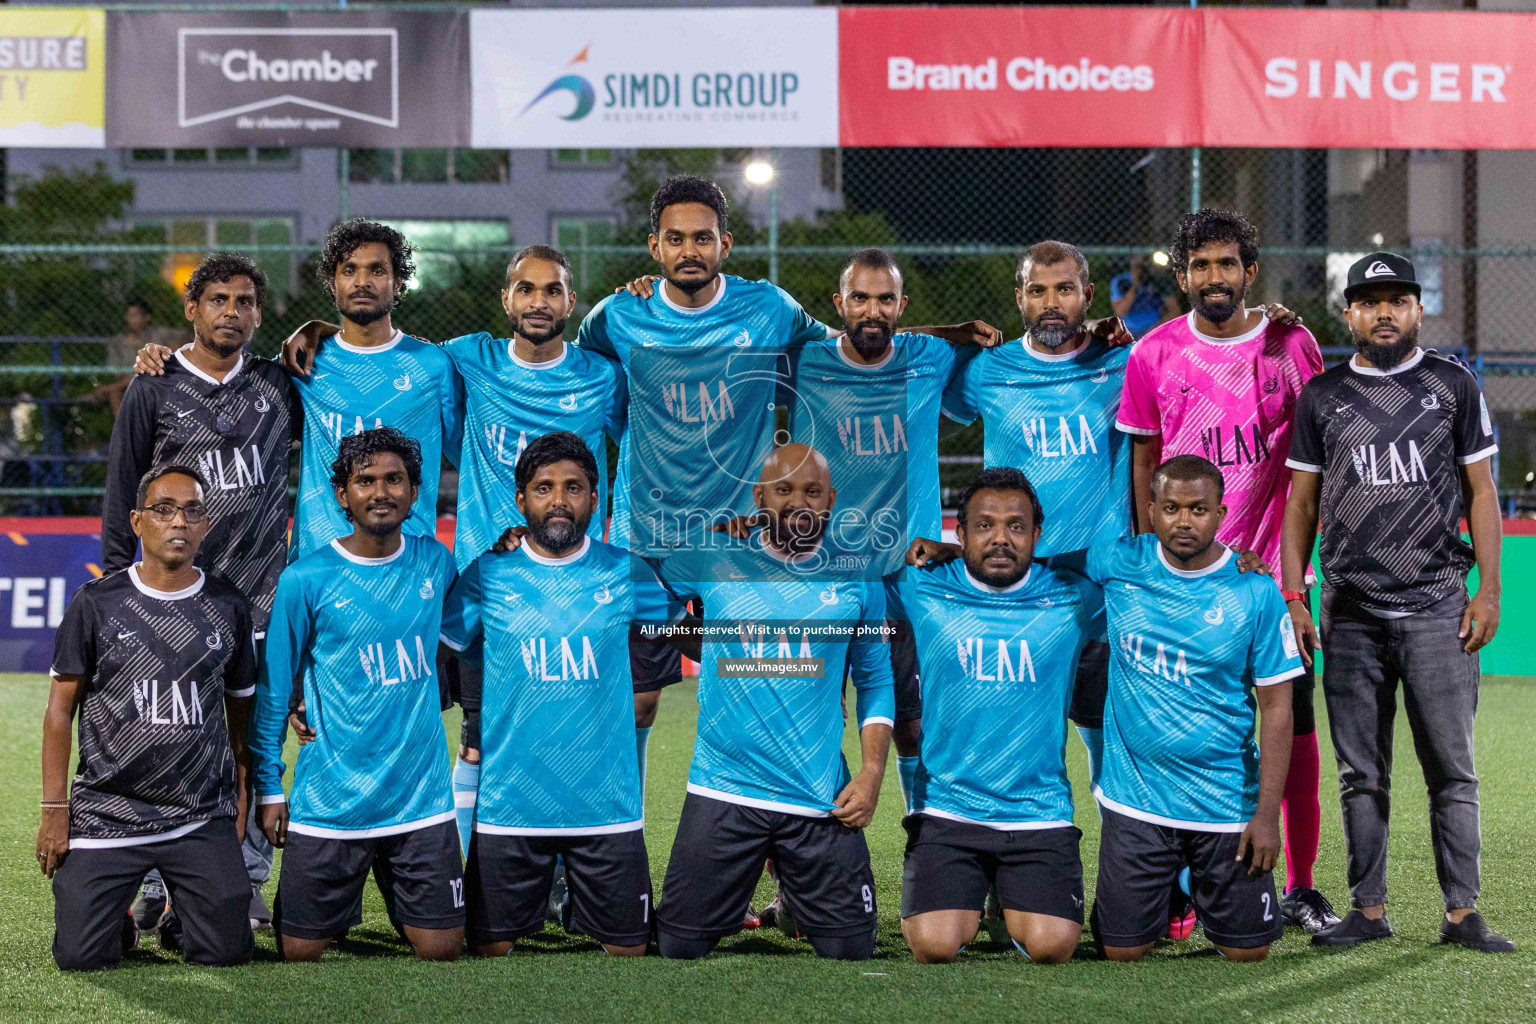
[1279, 252, 1510, 952]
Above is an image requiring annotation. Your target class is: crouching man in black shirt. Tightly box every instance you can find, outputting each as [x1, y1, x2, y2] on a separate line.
[39, 464, 258, 970]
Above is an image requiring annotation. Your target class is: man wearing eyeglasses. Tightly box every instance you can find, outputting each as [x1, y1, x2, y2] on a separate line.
[100, 252, 294, 941]
[41, 465, 258, 971]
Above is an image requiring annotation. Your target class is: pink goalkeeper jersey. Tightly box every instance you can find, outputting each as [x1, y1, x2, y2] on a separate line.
[1116, 311, 1324, 568]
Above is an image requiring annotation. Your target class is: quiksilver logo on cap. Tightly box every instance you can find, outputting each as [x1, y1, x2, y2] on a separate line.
[1364, 261, 1394, 278]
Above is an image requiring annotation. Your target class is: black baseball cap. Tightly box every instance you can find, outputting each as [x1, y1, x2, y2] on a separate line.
[1343, 251, 1420, 304]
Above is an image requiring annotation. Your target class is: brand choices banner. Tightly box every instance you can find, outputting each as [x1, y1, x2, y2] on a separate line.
[0, 8, 104, 147]
[105, 11, 469, 148]
[839, 5, 1201, 148]
[470, 7, 839, 148]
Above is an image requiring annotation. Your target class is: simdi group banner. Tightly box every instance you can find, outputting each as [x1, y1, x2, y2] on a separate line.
[470, 7, 839, 148]
[105, 10, 469, 148]
[0, 8, 104, 147]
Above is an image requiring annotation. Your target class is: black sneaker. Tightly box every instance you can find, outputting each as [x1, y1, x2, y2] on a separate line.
[156, 908, 183, 954]
[1282, 887, 1341, 936]
[131, 879, 168, 932]
[249, 884, 273, 931]
[1312, 908, 1392, 947]
[1440, 912, 1515, 953]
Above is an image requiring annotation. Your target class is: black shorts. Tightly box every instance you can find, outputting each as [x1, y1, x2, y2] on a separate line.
[657, 792, 876, 941]
[1091, 806, 1282, 950]
[52, 817, 252, 971]
[466, 829, 652, 947]
[1291, 662, 1317, 736]
[900, 815, 1084, 923]
[630, 634, 683, 693]
[1067, 640, 1110, 729]
[889, 618, 922, 724]
[274, 819, 464, 941]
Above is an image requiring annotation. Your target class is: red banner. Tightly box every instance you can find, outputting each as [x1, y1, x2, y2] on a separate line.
[1203, 9, 1532, 149]
[839, 6, 1201, 147]
[838, 6, 1536, 150]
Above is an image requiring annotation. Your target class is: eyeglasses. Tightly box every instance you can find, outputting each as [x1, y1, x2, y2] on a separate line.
[138, 502, 209, 524]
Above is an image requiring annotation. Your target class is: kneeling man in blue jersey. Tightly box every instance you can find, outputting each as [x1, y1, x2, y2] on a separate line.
[653, 443, 894, 960]
[440, 431, 678, 957]
[895, 467, 1103, 964]
[1088, 455, 1302, 962]
[253, 427, 463, 962]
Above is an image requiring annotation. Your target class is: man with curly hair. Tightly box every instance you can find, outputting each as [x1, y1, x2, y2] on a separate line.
[133, 220, 463, 562]
[102, 251, 293, 940]
[252, 427, 463, 962]
[1115, 209, 1335, 936]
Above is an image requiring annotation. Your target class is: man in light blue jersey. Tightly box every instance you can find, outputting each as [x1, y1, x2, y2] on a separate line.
[574, 176, 837, 755]
[253, 428, 462, 962]
[1086, 455, 1301, 963]
[441, 432, 679, 957]
[941, 241, 1135, 787]
[893, 468, 1102, 965]
[651, 444, 894, 961]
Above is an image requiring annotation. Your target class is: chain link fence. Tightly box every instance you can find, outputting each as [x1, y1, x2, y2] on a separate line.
[3, 140, 1536, 515]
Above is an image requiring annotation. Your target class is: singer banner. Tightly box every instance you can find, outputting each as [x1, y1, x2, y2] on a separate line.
[1201, 9, 1535, 150]
[837, 6, 1536, 151]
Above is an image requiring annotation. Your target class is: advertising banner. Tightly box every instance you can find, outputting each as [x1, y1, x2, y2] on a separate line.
[837, 6, 1202, 148]
[1202, 9, 1536, 150]
[105, 10, 469, 148]
[0, 524, 102, 675]
[470, 7, 839, 148]
[0, 8, 104, 147]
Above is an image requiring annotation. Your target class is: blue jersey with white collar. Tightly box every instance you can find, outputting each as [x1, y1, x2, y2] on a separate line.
[291, 331, 463, 561]
[253, 535, 457, 838]
[944, 336, 1131, 558]
[788, 332, 961, 576]
[444, 333, 625, 571]
[893, 560, 1102, 828]
[440, 538, 679, 834]
[576, 276, 833, 557]
[1085, 535, 1304, 830]
[656, 532, 893, 816]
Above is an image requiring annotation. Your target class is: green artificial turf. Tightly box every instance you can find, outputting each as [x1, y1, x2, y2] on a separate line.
[1, 673, 1532, 1024]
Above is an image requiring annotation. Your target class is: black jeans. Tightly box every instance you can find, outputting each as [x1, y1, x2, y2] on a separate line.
[1320, 589, 1481, 911]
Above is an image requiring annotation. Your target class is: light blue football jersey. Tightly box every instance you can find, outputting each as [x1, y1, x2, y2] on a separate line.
[788, 333, 960, 576]
[944, 337, 1132, 558]
[576, 276, 833, 557]
[290, 331, 464, 561]
[439, 538, 680, 834]
[253, 535, 457, 837]
[893, 560, 1103, 827]
[657, 531, 894, 816]
[444, 334, 626, 571]
[1086, 535, 1304, 830]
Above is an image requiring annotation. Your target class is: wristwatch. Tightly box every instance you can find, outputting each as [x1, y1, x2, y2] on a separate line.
[1281, 589, 1306, 604]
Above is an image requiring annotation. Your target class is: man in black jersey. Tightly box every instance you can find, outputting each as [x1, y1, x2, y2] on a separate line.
[1280, 252, 1511, 953]
[102, 252, 293, 934]
[41, 465, 258, 971]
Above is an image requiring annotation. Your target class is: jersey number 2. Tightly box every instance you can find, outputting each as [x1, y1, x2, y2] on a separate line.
[1260, 892, 1274, 922]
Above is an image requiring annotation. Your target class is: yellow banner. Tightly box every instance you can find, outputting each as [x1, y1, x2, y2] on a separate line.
[0, 9, 104, 147]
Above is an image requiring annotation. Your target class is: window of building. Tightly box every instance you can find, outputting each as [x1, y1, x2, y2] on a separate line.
[819, 148, 842, 192]
[552, 149, 615, 168]
[137, 217, 296, 300]
[128, 148, 293, 167]
[553, 216, 617, 291]
[379, 220, 510, 289]
[348, 149, 510, 184]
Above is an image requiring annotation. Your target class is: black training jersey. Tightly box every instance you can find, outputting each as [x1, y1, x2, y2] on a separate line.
[50, 567, 257, 846]
[1286, 348, 1497, 612]
[102, 348, 296, 636]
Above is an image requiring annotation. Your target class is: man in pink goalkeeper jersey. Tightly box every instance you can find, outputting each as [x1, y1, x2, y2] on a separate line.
[1115, 209, 1337, 937]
